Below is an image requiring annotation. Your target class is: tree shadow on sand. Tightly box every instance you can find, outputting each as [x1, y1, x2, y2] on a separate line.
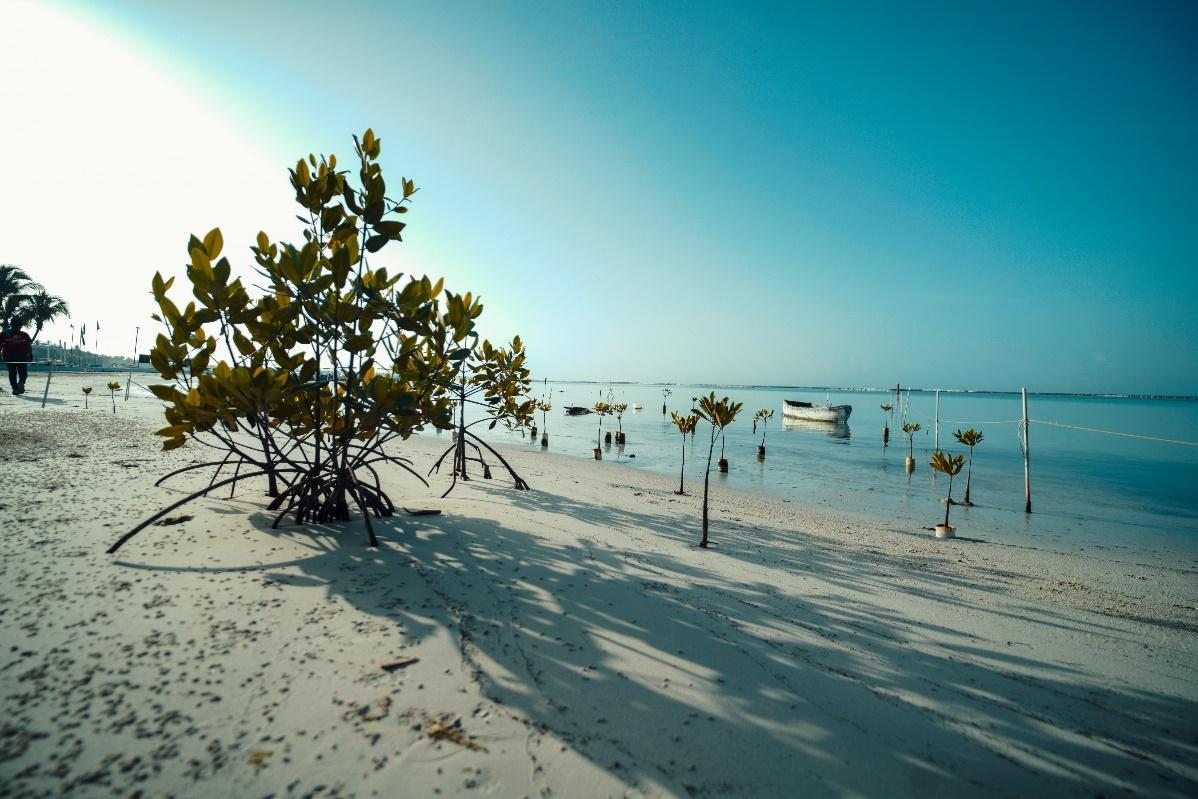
[118, 480, 1198, 797]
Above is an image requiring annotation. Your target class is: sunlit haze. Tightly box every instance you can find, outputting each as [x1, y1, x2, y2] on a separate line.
[3, 0, 1196, 394]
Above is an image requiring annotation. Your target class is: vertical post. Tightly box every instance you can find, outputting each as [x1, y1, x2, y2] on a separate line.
[934, 389, 940, 451]
[125, 326, 140, 401]
[1022, 386, 1031, 513]
[40, 359, 53, 409]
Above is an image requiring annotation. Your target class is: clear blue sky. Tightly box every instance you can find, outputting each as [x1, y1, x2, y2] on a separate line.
[30, 1, 1198, 393]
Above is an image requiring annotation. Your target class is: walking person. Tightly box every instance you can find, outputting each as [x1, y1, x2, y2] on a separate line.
[1, 323, 34, 395]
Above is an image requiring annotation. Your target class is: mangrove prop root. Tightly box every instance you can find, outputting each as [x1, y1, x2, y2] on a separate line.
[433, 430, 530, 497]
[108, 470, 272, 554]
[153, 459, 237, 488]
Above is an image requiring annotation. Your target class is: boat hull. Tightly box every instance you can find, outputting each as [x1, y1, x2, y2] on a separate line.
[782, 401, 852, 423]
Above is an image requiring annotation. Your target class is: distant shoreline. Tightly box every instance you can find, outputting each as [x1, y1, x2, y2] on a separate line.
[541, 379, 1198, 402]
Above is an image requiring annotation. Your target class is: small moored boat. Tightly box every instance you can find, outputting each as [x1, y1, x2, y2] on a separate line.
[782, 399, 852, 423]
[564, 405, 592, 416]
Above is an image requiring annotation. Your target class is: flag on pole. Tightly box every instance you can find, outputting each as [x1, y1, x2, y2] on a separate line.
[80, 323, 86, 347]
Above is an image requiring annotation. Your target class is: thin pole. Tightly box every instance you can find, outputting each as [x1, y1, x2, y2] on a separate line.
[125, 326, 139, 401]
[1022, 387, 1031, 513]
[40, 358, 53, 409]
[934, 389, 940, 451]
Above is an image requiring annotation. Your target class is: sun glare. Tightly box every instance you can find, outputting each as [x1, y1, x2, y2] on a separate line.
[0, 0, 293, 350]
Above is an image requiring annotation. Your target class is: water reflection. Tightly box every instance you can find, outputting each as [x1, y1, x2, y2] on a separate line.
[782, 418, 851, 440]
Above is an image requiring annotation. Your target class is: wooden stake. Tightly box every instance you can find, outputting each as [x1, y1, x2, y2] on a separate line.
[40, 359, 53, 409]
[1022, 386, 1031, 513]
[934, 389, 940, 451]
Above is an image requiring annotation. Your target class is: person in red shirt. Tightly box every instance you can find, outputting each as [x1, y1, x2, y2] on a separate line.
[0, 323, 34, 395]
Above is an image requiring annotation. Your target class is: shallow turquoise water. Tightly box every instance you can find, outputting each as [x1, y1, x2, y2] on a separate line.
[482, 383, 1198, 561]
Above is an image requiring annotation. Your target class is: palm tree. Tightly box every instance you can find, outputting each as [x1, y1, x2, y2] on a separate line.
[0, 265, 33, 300]
[693, 392, 743, 548]
[670, 411, 699, 494]
[0, 265, 36, 328]
[23, 290, 70, 342]
[0, 295, 28, 329]
[930, 450, 965, 531]
[952, 428, 984, 505]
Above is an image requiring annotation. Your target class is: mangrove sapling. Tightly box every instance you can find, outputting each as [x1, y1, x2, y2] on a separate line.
[753, 408, 774, 460]
[880, 403, 893, 447]
[592, 401, 611, 459]
[603, 387, 616, 444]
[902, 422, 921, 471]
[82, 385, 92, 409]
[537, 400, 552, 445]
[612, 402, 629, 444]
[107, 382, 122, 413]
[670, 410, 698, 494]
[110, 129, 532, 555]
[929, 450, 965, 537]
[662, 387, 672, 415]
[953, 428, 984, 505]
[693, 392, 743, 548]
[429, 337, 536, 497]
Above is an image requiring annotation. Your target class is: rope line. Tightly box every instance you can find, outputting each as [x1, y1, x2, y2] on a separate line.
[909, 412, 1195, 447]
[1031, 419, 1198, 448]
[914, 412, 1020, 425]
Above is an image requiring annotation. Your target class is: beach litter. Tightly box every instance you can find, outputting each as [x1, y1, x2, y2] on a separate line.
[402, 508, 442, 516]
[380, 656, 420, 672]
[422, 715, 487, 752]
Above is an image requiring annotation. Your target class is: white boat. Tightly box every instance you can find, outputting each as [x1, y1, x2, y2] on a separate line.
[782, 399, 852, 423]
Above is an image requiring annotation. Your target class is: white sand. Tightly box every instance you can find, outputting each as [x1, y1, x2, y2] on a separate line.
[2, 372, 1196, 797]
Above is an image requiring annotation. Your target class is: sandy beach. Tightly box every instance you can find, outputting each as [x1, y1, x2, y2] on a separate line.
[1, 372, 1196, 798]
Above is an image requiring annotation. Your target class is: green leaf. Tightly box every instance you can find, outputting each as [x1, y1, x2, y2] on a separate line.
[233, 331, 256, 357]
[342, 186, 363, 214]
[203, 227, 223, 258]
[374, 220, 405, 240]
[148, 384, 181, 401]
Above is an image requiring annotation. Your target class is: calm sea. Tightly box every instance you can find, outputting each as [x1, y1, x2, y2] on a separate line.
[484, 383, 1198, 562]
